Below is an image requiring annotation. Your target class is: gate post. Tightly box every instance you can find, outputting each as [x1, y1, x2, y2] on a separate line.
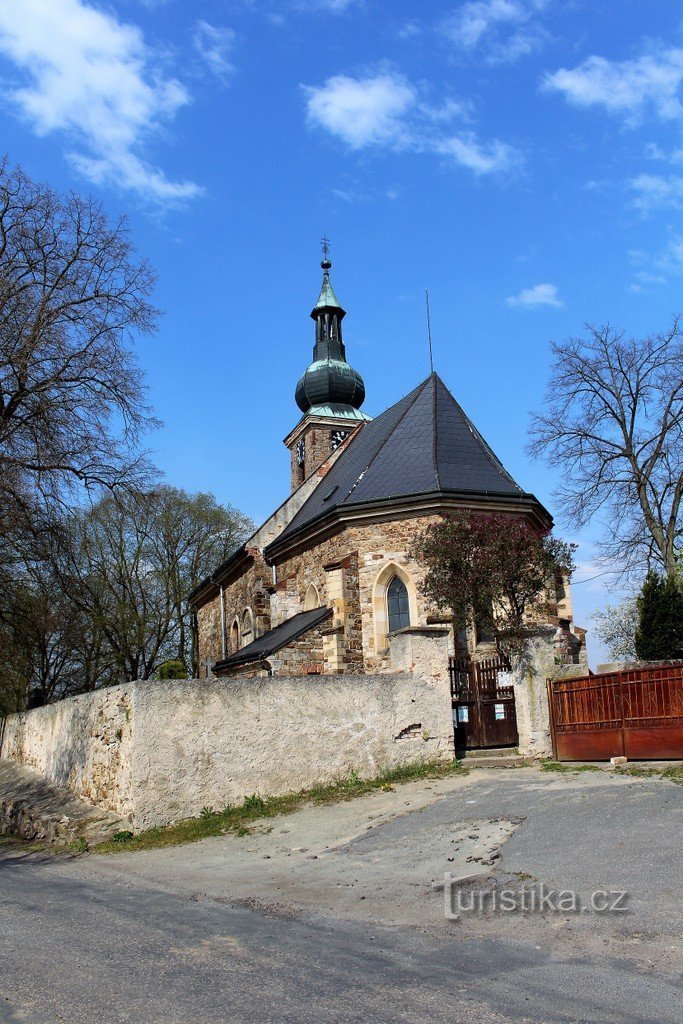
[546, 678, 558, 760]
[510, 626, 556, 758]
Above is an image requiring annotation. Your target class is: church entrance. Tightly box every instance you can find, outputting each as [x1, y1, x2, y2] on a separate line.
[449, 656, 518, 751]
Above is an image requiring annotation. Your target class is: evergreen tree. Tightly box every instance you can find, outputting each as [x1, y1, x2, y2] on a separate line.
[634, 572, 683, 660]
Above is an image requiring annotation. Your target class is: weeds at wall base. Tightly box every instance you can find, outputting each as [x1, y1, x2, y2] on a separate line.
[92, 758, 469, 855]
[616, 764, 683, 786]
[539, 760, 603, 774]
[540, 759, 683, 785]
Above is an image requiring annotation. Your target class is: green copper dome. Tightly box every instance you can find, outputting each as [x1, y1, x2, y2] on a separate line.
[295, 258, 366, 415]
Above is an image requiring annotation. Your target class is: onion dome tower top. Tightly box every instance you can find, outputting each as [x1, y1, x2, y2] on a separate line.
[294, 252, 367, 418]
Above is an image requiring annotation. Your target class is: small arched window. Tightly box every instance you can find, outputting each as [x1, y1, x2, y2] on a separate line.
[230, 618, 240, 653]
[240, 609, 254, 649]
[387, 576, 410, 633]
[304, 583, 321, 611]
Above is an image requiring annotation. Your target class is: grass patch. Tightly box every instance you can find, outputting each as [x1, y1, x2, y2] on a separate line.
[539, 759, 603, 774]
[616, 764, 683, 786]
[93, 757, 469, 855]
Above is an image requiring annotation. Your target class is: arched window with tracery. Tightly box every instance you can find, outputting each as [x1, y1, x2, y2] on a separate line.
[240, 608, 254, 649]
[387, 575, 410, 633]
[372, 563, 418, 655]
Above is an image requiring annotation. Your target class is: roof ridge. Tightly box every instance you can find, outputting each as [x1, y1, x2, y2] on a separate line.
[431, 373, 441, 491]
[338, 377, 431, 506]
[458, 400, 523, 492]
[433, 375, 523, 495]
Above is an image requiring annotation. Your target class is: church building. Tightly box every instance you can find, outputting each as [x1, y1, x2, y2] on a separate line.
[189, 256, 584, 677]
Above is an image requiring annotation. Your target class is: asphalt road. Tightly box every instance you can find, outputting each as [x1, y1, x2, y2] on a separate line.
[1, 768, 681, 1024]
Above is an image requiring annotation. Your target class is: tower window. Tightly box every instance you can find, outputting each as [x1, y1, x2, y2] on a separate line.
[387, 576, 410, 633]
[330, 429, 349, 451]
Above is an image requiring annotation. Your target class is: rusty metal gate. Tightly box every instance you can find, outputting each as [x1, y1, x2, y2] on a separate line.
[548, 665, 683, 761]
[450, 656, 518, 750]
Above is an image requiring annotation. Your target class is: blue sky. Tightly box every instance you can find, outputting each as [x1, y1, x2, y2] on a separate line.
[2, 0, 683, 664]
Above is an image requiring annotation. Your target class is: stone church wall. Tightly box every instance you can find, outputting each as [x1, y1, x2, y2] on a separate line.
[197, 552, 272, 670]
[196, 510, 576, 678]
[272, 513, 441, 672]
[1, 669, 454, 831]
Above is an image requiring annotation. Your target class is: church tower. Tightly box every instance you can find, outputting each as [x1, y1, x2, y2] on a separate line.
[284, 252, 370, 490]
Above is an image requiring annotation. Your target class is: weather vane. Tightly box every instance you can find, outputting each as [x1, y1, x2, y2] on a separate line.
[321, 233, 331, 259]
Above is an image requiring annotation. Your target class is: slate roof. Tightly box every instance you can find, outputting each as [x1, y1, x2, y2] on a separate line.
[270, 373, 546, 551]
[213, 606, 332, 671]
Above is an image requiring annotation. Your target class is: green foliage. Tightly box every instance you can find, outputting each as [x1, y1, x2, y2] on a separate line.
[634, 571, 683, 660]
[111, 830, 134, 843]
[242, 794, 266, 812]
[200, 806, 215, 819]
[617, 764, 683, 786]
[414, 512, 576, 657]
[156, 660, 188, 680]
[0, 485, 253, 712]
[540, 760, 602, 774]
[93, 758, 469, 854]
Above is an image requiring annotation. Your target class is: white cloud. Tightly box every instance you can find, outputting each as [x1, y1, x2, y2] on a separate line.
[543, 48, 683, 124]
[304, 71, 519, 174]
[0, 0, 200, 202]
[445, 0, 527, 48]
[506, 282, 563, 307]
[303, 73, 416, 149]
[435, 132, 518, 173]
[311, 0, 360, 9]
[630, 173, 683, 210]
[292, 0, 362, 11]
[397, 20, 422, 40]
[441, 0, 548, 63]
[193, 21, 236, 80]
[629, 238, 683, 291]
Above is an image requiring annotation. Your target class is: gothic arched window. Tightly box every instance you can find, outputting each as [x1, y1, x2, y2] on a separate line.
[240, 609, 254, 649]
[387, 576, 410, 633]
[304, 584, 321, 611]
[230, 618, 240, 653]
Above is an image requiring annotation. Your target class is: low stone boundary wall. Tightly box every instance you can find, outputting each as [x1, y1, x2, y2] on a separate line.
[0, 672, 454, 831]
[0, 760, 124, 846]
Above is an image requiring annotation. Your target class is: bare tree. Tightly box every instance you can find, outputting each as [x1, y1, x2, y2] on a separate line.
[145, 487, 253, 666]
[0, 552, 113, 710]
[529, 319, 683, 578]
[0, 158, 159, 539]
[55, 487, 252, 684]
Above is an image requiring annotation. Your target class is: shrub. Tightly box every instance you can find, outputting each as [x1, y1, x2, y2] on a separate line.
[155, 660, 188, 680]
[634, 572, 683, 660]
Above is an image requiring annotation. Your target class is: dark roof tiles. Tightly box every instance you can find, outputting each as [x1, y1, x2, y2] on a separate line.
[274, 373, 533, 547]
[214, 606, 332, 671]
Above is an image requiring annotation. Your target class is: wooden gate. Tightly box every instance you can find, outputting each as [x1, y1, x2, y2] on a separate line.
[549, 665, 683, 761]
[450, 656, 518, 750]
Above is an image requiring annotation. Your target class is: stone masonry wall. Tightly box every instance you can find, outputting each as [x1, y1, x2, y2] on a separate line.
[0, 686, 135, 821]
[196, 508, 580, 679]
[197, 552, 273, 672]
[1, 670, 454, 831]
[273, 514, 440, 673]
